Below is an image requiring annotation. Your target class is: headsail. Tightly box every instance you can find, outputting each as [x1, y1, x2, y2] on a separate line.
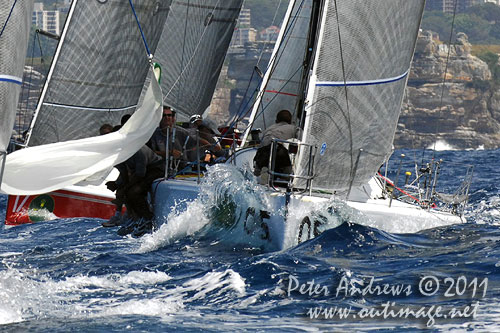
[243, 0, 313, 142]
[297, 0, 425, 192]
[27, 0, 171, 146]
[157, 0, 243, 120]
[0, 0, 34, 173]
[1, 0, 172, 195]
[1, 70, 162, 195]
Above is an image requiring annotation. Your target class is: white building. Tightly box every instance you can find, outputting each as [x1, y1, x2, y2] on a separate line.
[32, 3, 61, 35]
[230, 27, 257, 47]
[259, 26, 280, 42]
[238, 8, 251, 27]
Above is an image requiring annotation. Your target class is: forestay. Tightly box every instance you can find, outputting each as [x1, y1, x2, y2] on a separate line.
[0, 0, 34, 161]
[245, 0, 312, 137]
[27, 0, 171, 146]
[157, 0, 243, 120]
[297, 0, 424, 192]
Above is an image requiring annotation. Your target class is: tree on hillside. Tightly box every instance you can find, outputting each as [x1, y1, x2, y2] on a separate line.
[455, 14, 491, 42]
[422, 11, 453, 41]
[478, 51, 500, 85]
[466, 3, 500, 23]
[422, 6, 500, 45]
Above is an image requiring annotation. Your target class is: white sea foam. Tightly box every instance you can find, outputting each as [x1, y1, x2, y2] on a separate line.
[0, 268, 176, 324]
[426, 140, 456, 151]
[0, 266, 247, 325]
[180, 269, 246, 302]
[137, 199, 210, 253]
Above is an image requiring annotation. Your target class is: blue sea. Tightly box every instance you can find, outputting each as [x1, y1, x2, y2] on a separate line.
[0, 149, 499, 332]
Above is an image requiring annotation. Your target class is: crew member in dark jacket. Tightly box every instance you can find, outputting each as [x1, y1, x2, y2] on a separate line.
[253, 109, 301, 180]
[103, 145, 164, 236]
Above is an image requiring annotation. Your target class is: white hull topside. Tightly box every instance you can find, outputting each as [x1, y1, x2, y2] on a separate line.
[151, 178, 462, 251]
[152, 146, 462, 251]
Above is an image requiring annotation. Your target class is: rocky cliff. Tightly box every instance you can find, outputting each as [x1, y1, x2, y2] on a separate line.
[395, 31, 500, 149]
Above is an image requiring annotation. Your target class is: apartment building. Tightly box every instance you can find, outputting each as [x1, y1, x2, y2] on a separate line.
[32, 3, 61, 35]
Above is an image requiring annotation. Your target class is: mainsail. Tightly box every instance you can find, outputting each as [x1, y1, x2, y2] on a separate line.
[156, 0, 243, 120]
[246, 0, 424, 193]
[0, 0, 34, 173]
[27, 0, 171, 146]
[1, 0, 172, 195]
[298, 0, 425, 192]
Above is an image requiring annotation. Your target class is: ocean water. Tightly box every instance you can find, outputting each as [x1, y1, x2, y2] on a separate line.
[0, 149, 499, 332]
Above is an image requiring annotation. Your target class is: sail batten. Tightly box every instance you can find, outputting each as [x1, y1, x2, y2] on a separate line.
[315, 69, 409, 87]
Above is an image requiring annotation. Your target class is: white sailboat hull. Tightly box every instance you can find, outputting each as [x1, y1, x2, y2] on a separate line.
[152, 175, 462, 251]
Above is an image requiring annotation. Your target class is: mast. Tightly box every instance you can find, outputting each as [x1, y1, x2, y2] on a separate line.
[297, 0, 324, 130]
[293, 0, 329, 188]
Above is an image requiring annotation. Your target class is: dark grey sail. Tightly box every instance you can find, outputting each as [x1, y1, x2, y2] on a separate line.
[156, 0, 243, 120]
[27, 0, 171, 146]
[245, 0, 313, 135]
[0, 0, 34, 152]
[296, 0, 425, 192]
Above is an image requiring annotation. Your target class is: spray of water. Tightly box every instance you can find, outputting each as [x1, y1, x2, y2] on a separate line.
[0, 265, 246, 325]
[137, 163, 393, 252]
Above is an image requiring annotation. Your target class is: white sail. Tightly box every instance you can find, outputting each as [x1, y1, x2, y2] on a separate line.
[1, 72, 162, 195]
[1, 0, 172, 195]
[26, 0, 171, 146]
[0, 0, 34, 171]
[157, 0, 243, 120]
[296, 0, 425, 192]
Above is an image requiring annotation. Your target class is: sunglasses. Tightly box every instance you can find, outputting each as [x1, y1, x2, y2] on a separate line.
[162, 114, 175, 118]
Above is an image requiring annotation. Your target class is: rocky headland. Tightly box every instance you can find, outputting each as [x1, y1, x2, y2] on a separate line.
[395, 31, 500, 149]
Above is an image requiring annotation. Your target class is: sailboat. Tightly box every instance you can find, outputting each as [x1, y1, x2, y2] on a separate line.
[152, 0, 472, 250]
[4, 0, 244, 225]
[4, 0, 170, 224]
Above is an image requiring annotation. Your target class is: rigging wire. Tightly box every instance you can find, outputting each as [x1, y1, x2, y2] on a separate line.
[178, 0, 191, 107]
[432, 0, 459, 157]
[233, 0, 307, 137]
[0, 0, 17, 39]
[332, 0, 354, 186]
[256, 0, 283, 66]
[19, 31, 42, 143]
[128, 0, 153, 58]
[230, 0, 284, 123]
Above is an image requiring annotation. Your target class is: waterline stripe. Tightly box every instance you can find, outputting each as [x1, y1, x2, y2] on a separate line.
[0, 74, 22, 85]
[316, 70, 409, 87]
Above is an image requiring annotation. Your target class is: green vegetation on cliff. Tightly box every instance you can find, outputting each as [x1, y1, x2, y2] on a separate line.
[422, 3, 500, 44]
[478, 51, 500, 86]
